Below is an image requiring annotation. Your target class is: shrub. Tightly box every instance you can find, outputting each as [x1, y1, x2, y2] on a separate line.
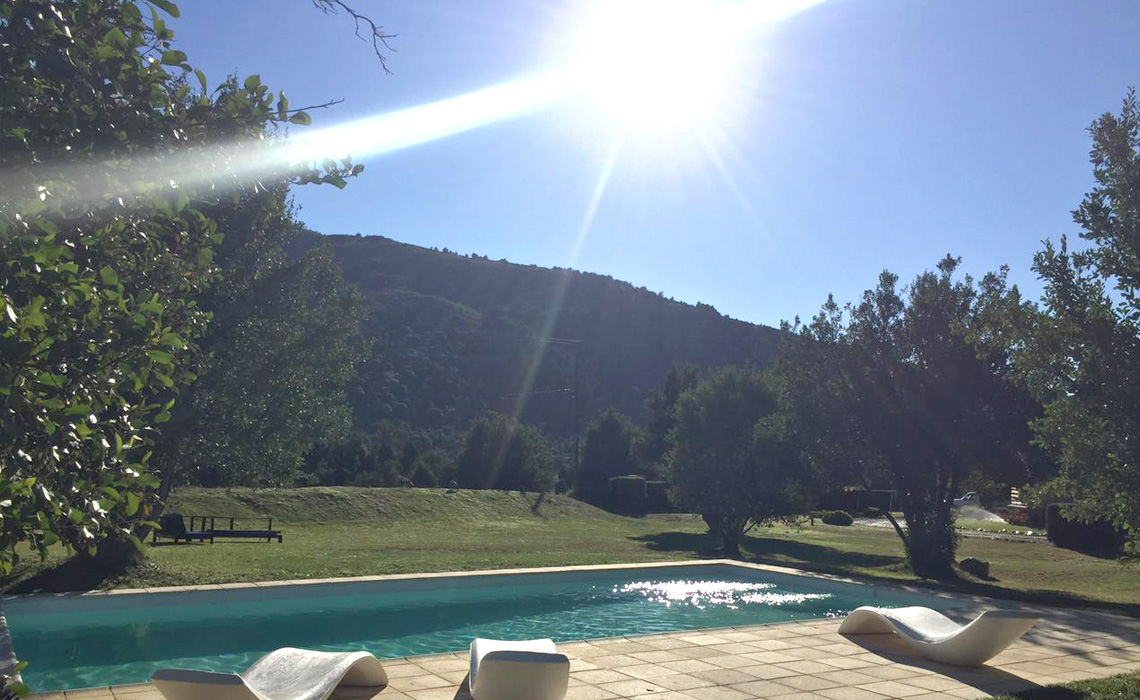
[822, 510, 854, 526]
[608, 475, 647, 514]
[1046, 504, 1125, 557]
[863, 506, 884, 518]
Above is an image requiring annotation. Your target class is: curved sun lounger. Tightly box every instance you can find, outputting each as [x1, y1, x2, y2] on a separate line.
[839, 606, 1039, 666]
[469, 638, 570, 700]
[151, 647, 389, 700]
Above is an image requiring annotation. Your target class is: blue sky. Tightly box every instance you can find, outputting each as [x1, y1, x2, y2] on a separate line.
[172, 0, 1140, 328]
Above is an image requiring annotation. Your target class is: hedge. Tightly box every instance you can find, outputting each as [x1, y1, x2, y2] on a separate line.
[821, 510, 854, 526]
[1046, 504, 1124, 557]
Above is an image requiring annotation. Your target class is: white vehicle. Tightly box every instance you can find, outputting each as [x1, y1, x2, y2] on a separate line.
[953, 491, 981, 508]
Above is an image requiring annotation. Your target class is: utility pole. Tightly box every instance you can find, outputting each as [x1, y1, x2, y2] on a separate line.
[545, 337, 584, 479]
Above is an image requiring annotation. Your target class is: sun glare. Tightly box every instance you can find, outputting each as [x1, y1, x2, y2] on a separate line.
[573, 0, 738, 128]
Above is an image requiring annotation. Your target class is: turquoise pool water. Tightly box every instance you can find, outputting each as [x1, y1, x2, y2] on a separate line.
[3, 564, 959, 691]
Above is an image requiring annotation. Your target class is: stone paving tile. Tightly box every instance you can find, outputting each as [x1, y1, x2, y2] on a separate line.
[566, 685, 621, 700]
[855, 681, 932, 698]
[593, 654, 647, 668]
[620, 664, 683, 681]
[816, 671, 884, 687]
[683, 685, 757, 700]
[731, 680, 808, 698]
[662, 659, 723, 674]
[385, 674, 452, 693]
[640, 637, 702, 651]
[734, 664, 801, 681]
[899, 676, 969, 692]
[693, 669, 763, 686]
[674, 646, 734, 660]
[631, 651, 690, 664]
[630, 692, 699, 700]
[777, 661, 841, 676]
[741, 651, 800, 664]
[416, 658, 469, 674]
[854, 665, 929, 682]
[768, 692, 829, 700]
[705, 654, 763, 670]
[598, 679, 672, 697]
[816, 656, 880, 671]
[576, 670, 640, 685]
[817, 686, 890, 700]
[773, 674, 844, 692]
[652, 674, 718, 691]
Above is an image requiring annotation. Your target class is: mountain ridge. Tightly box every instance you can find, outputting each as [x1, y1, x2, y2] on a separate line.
[317, 232, 784, 434]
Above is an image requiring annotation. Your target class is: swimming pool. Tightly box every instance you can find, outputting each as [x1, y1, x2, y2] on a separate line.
[2, 562, 962, 691]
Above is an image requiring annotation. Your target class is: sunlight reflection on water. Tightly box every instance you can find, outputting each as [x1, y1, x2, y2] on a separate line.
[616, 579, 831, 609]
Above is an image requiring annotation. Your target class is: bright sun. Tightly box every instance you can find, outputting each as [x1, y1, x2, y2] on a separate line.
[573, 0, 740, 128]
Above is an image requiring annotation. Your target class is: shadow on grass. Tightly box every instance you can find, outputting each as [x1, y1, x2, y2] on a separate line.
[630, 530, 1140, 619]
[3, 550, 143, 594]
[631, 530, 904, 570]
[996, 671, 1140, 700]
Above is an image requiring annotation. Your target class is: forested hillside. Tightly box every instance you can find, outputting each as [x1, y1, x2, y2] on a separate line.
[319, 233, 782, 436]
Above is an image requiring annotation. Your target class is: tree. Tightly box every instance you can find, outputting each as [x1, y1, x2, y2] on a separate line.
[577, 408, 641, 490]
[0, 0, 358, 571]
[640, 365, 700, 476]
[151, 222, 367, 492]
[456, 414, 556, 491]
[668, 366, 809, 556]
[781, 258, 1047, 578]
[1012, 90, 1140, 552]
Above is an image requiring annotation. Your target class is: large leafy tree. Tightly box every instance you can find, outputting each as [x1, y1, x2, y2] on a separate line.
[456, 414, 556, 492]
[151, 219, 367, 492]
[668, 366, 809, 556]
[781, 258, 1046, 578]
[1013, 91, 1140, 552]
[639, 365, 700, 476]
[577, 408, 641, 490]
[0, 0, 357, 571]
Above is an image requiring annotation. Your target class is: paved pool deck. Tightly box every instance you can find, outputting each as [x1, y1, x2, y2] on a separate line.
[19, 561, 1140, 700]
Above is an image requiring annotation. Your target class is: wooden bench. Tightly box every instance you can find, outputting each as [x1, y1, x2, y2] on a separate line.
[153, 513, 283, 543]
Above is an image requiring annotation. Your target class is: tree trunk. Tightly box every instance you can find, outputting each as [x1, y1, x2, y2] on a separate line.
[719, 524, 743, 558]
[904, 520, 957, 579]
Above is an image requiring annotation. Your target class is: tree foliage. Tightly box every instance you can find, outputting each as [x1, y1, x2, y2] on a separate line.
[302, 421, 457, 487]
[151, 212, 366, 491]
[577, 408, 641, 490]
[0, 0, 357, 571]
[456, 413, 556, 492]
[668, 367, 809, 556]
[1012, 90, 1140, 552]
[640, 365, 700, 476]
[780, 258, 1047, 578]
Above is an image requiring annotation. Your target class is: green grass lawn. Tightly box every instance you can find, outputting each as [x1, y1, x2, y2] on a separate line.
[3, 487, 1137, 616]
[995, 671, 1140, 700]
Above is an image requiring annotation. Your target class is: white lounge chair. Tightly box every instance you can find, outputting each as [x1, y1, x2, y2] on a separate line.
[839, 606, 1039, 666]
[468, 638, 570, 700]
[152, 647, 389, 700]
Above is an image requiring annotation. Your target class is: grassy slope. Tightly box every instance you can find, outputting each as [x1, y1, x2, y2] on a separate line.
[3, 487, 1137, 614]
[995, 671, 1140, 700]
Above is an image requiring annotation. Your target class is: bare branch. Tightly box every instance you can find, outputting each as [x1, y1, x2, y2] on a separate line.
[311, 0, 396, 74]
